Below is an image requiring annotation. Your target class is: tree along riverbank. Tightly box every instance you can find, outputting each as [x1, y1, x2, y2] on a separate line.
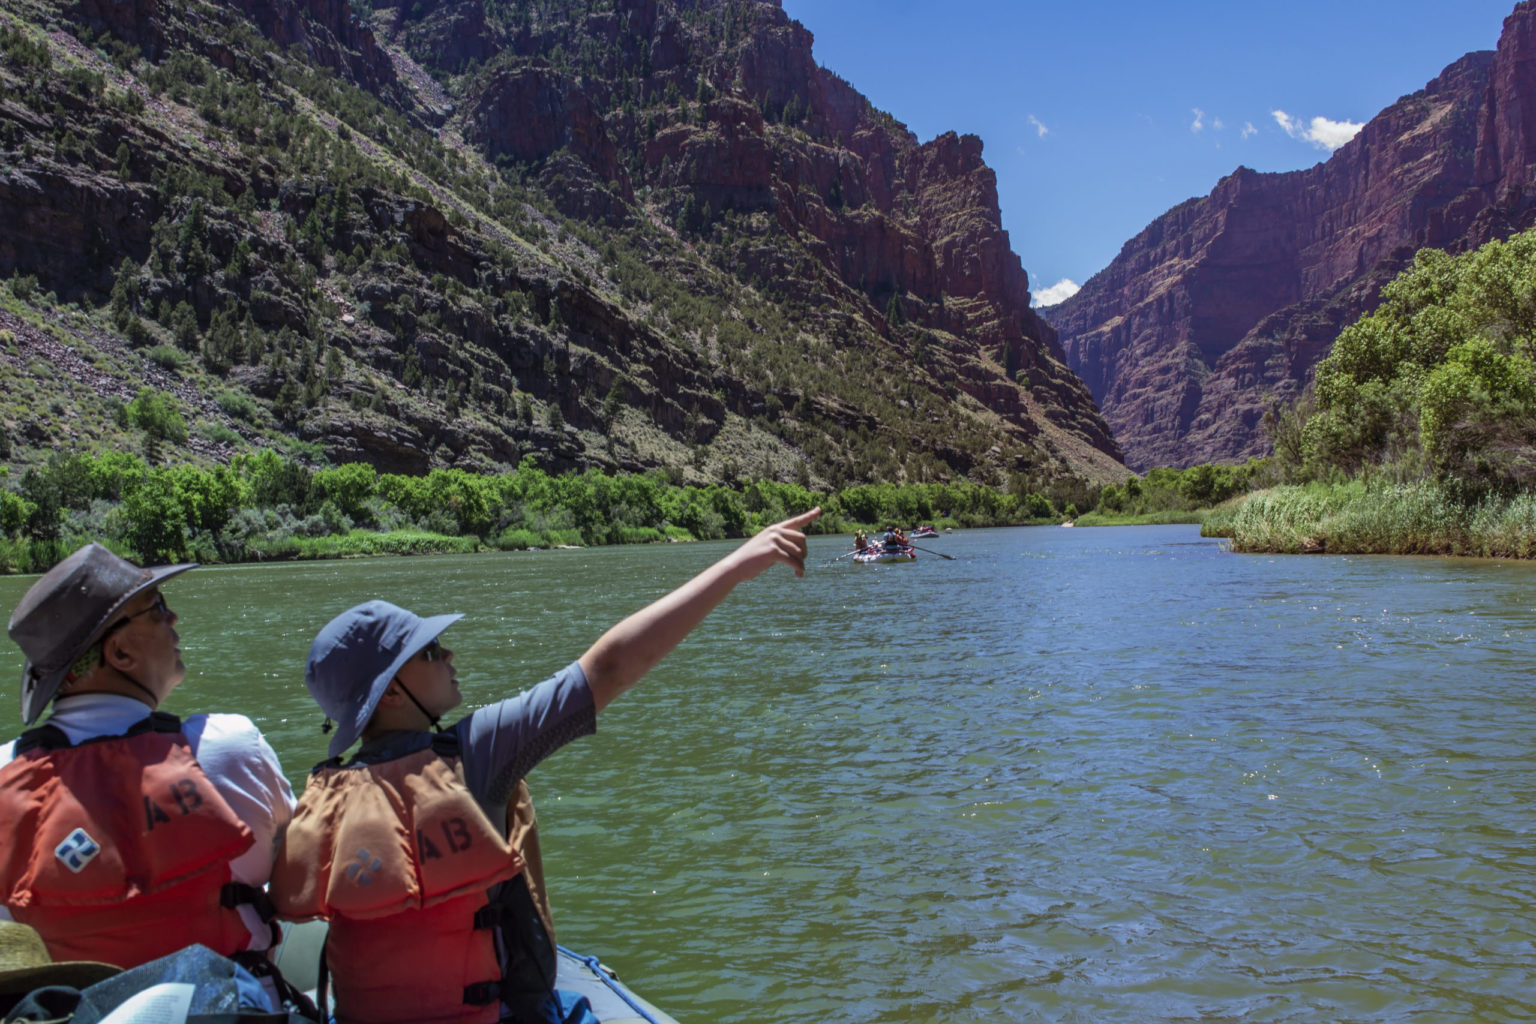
[1223, 227, 1536, 559]
[1200, 479, 1536, 557]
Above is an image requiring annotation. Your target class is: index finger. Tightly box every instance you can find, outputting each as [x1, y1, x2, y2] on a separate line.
[780, 506, 822, 531]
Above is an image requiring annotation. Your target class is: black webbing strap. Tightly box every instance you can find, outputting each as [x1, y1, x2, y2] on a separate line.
[13, 722, 70, 754]
[462, 980, 501, 1006]
[221, 882, 278, 923]
[316, 934, 331, 1022]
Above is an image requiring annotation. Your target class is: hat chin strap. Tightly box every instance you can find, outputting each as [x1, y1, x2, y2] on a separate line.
[115, 669, 162, 709]
[392, 678, 442, 732]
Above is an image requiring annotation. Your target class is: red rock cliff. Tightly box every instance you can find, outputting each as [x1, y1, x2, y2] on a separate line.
[1051, 1, 1536, 470]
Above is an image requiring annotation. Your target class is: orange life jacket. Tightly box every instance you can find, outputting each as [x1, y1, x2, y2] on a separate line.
[271, 734, 544, 1024]
[0, 712, 260, 968]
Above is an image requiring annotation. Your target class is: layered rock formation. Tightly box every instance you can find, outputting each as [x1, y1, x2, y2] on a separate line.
[445, 0, 1122, 473]
[1052, 1, 1536, 470]
[0, 0, 1124, 484]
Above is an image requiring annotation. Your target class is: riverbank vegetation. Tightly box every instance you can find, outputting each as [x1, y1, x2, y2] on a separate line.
[1206, 227, 1536, 555]
[1073, 460, 1274, 527]
[0, 445, 1275, 573]
[1202, 479, 1536, 556]
[0, 449, 1034, 573]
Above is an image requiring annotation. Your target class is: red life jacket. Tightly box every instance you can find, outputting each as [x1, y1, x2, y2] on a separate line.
[271, 734, 535, 1024]
[0, 712, 260, 968]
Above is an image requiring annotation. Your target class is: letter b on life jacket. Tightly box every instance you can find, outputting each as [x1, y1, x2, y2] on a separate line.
[419, 818, 473, 861]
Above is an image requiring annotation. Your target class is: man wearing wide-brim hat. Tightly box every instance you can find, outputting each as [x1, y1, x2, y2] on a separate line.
[0, 543, 294, 994]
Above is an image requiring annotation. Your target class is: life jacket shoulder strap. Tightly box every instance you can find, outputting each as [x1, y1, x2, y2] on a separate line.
[430, 731, 461, 758]
[13, 723, 70, 755]
[307, 755, 344, 776]
[14, 711, 183, 754]
[309, 731, 460, 777]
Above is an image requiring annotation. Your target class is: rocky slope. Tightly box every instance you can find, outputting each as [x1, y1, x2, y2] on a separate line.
[0, 0, 1125, 488]
[1050, 1, 1536, 471]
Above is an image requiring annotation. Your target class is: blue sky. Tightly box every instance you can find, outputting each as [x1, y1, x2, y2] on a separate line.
[778, 0, 1520, 306]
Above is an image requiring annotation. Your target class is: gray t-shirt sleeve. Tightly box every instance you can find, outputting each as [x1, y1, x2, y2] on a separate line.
[455, 660, 596, 809]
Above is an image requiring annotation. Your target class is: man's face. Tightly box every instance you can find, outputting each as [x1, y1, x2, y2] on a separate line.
[102, 588, 185, 697]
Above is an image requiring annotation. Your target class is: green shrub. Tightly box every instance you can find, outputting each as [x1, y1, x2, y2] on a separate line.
[147, 346, 186, 371]
[127, 388, 188, 445]
[0, 490, 35, 535]
[216, 389, 259, 422]
[494, 527, 542, 550]
[201, 422, 242, 446]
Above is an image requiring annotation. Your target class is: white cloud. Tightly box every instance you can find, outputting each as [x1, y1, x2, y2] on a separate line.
[1213, 116, 1224, 132]
[1027, 114, 1048, 138]
[1308, 115, 1365, 149]
[1033, 278, 1081, 307]
[1272, 109, 1363, 150]
[1191, 108, 1205, 133]
[1241, 121, 1257, 140]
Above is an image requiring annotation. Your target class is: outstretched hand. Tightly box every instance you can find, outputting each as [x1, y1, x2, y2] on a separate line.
[728, 507, 822, 580]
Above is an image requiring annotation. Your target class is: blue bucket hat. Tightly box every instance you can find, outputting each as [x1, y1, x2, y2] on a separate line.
[305, 600, 463, 757]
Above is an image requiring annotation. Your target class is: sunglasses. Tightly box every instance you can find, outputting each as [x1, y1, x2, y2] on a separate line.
[104, 592, 170, 636]
[418, 638, 446, 662]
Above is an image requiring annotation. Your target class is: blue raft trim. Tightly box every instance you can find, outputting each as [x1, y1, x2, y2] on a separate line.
[558, 945, 662, 1024]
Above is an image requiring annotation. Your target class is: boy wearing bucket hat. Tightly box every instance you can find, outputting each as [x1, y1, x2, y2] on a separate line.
[0, 543, 295, 981]
[271, 508, 821, 1024]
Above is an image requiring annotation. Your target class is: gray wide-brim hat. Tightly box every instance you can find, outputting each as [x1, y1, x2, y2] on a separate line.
[306, 599, 463, 757]
[7, 543, 195, 726]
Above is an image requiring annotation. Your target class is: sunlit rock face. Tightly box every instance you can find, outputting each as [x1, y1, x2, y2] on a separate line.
[1052, 2, 1536, 470]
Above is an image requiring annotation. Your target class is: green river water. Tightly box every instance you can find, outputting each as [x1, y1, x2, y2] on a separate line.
[2, 524, 1534, 1023]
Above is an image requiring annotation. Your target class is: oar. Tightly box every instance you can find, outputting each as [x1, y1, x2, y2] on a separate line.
[910, 543, 954, 561]
[820, 548, 863, 566]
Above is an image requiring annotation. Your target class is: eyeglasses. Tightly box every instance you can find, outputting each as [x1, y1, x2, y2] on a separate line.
[418, 639, 446, 662]
[104, 592, 170, 637]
